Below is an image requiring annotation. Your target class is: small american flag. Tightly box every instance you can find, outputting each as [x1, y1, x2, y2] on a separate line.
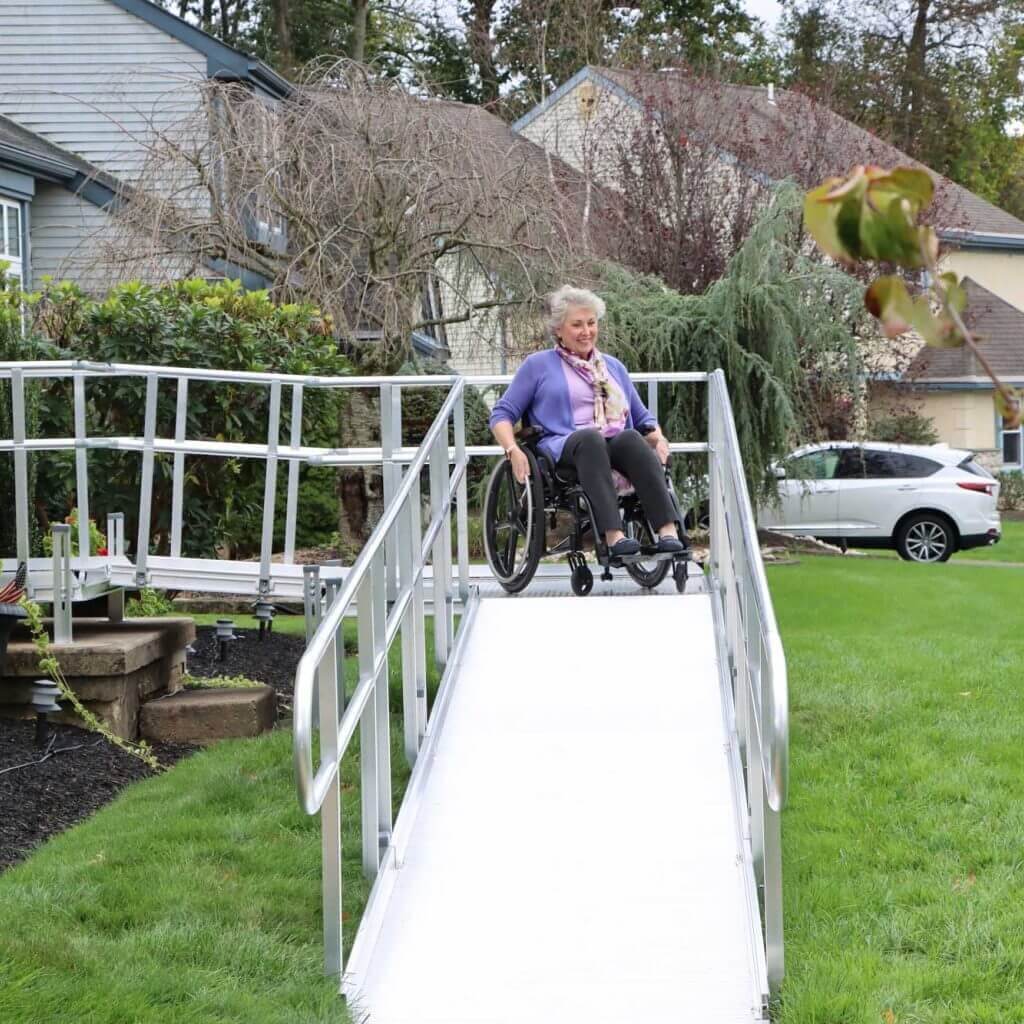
[0, 562, 27, 604]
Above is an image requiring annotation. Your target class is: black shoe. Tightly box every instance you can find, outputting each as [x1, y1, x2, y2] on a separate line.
[609, 537, 641, 557]
[656, 535, 685, 554]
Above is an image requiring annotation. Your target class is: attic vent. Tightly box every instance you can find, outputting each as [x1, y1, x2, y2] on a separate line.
[577, 81, 600, 122]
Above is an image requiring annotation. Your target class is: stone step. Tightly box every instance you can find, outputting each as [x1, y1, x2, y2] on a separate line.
[1, 618, 195, 739]
[140, 686, 276, 745]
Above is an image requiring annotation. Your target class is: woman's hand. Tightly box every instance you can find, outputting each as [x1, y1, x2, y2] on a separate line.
[644, 427, 670, 465]
[508, 446, 530, 483]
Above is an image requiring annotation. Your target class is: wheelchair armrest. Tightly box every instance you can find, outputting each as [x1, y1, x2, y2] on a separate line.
[514, 424, 543, 446]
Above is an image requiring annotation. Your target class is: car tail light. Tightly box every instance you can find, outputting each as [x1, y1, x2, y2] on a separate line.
[958, 481, 995, 496]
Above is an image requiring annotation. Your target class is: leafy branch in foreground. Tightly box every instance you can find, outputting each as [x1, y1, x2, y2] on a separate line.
[17, 597, 162, 771]
[804, 165, 1022, 429]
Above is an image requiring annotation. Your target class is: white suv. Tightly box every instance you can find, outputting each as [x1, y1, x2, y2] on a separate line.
[757, 442, 1001, 562]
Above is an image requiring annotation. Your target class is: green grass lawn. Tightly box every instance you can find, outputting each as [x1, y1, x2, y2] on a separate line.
[958, 516, 1024, 563]
[0, 618, 441, 1024]
[4, 563, 1024, 1021]
[189, 611, 312, 636]
[771, 557, 1024, 1022]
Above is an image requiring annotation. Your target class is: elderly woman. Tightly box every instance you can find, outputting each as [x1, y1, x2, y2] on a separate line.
[489, 285, 683, 558]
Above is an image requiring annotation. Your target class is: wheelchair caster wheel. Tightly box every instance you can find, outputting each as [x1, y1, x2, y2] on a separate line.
[672, 559, 688, 594]
[570, 565, 594, 597]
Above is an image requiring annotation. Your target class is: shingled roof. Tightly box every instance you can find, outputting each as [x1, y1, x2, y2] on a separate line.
[907, 279, 1024, 381]
[528, 67, 1024, 239]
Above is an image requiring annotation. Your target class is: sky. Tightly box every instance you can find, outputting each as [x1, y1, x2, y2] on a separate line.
[744, 0, 784, 31]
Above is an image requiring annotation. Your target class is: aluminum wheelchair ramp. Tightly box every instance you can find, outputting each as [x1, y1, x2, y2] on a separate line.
[344, 592, 768, 1023]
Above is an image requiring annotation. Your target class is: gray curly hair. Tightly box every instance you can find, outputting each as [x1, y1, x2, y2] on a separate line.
[545, 285, 606, 340]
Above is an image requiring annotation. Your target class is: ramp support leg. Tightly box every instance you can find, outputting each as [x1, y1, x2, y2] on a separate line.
[318, 628, 343, 979]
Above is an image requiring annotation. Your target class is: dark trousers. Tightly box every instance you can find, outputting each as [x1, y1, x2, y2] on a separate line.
[556, 428, 677, 536]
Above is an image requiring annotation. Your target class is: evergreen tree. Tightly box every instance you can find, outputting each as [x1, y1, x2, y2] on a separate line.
[595, 184, 869, 501]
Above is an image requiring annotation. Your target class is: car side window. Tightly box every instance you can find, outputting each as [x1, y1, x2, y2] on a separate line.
[861, 450, 902, 479]
[834, 448, 941, 479]
[891, 453, 941, 477]
[785, 449, 839, 480]
[835, 448, 865, 479]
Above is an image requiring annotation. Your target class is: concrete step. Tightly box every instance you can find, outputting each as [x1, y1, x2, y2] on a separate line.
[140, 685, 276, 745]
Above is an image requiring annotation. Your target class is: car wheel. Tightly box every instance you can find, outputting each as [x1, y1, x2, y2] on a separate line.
[896, 513, 955, 563]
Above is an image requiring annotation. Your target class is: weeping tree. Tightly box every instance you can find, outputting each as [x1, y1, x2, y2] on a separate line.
[594, 182, 872, 503]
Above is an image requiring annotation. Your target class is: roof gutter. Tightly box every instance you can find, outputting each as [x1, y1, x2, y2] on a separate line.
[0, 142, 78, 184]
[939, 229, 1024, 252]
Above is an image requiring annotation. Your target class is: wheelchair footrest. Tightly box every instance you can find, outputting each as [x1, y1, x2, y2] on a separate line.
[608, 549, 691, 568]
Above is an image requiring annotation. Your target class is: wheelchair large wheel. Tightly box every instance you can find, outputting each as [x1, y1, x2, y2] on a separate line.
[622, 515, 670, 590]
[482, 450, 545, 594]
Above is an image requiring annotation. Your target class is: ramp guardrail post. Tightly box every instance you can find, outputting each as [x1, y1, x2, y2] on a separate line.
[284, 384, 304, 565]
[170, 377, 188, 559]
[51, 524, 73, 643]
[429, 430, 452, 668]
[258, 380, 282, 596]
[380, 383, 401, 604]
[317, 584, 343, 979]
[11, 369, 31, 582]
[399, 491, 423, 766]
[72, 373, 91, 562]
[135, 374, 159, 587]
[358, 561, 381, 880]
[454, 388, 469, 604]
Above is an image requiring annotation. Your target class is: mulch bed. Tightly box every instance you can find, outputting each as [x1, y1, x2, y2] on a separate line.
[0, 626, 305, 873]
[186, 625, 306, 717]
[0, 724, 196, 871]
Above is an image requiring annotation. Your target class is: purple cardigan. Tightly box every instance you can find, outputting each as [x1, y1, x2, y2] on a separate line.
[489, 348, 657, 462]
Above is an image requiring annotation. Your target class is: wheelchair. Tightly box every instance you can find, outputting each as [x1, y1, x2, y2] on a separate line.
[482, 427, 693, 597]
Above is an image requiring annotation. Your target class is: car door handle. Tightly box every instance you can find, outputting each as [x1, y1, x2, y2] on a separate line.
[897, 485, 917, 491]
[819, 488, 838, 494]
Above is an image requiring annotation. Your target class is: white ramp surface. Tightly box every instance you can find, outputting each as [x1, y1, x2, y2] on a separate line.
[349, 594, 763, 1023]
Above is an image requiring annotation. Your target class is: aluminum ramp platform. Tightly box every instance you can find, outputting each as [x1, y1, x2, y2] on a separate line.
[344, 593, 768, 1022]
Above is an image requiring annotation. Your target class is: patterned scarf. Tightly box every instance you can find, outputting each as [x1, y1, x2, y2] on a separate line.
[556, 344, 628, 435]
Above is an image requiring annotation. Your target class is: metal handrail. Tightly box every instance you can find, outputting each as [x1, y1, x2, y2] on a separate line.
[707, 368, 788, 989]
[0, 360, 709, 388]
[710, 370, 789, 810]
[288, 376, 468, 979]
[293, 376, 466, 815]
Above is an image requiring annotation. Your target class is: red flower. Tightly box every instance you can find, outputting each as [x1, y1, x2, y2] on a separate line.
[96, 547, 109, 556]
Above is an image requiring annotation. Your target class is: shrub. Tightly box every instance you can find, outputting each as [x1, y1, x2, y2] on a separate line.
[126, 588, 176, 617]
[1, 278, 351, 558]
[868, 411, 939, 445]
[40, 509, 107, 557]
[997, 470, 1024, 511]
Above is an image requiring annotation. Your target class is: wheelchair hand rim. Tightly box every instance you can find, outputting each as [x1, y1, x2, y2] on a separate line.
[483, 459, 537, 584]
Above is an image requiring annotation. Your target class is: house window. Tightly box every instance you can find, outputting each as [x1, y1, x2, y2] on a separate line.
[0, 196, 24, 290]
[1001, 425, 1022, 468]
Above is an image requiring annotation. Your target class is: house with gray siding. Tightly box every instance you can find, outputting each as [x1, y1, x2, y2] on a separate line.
[0, 0, 289, 291]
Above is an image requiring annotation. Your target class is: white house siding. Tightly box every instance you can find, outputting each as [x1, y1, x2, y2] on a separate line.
[0, 0, 205, 182]
[517, 84, 638, 188]
[439, 256, 542, 380]
[31, 182, 191, 288]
